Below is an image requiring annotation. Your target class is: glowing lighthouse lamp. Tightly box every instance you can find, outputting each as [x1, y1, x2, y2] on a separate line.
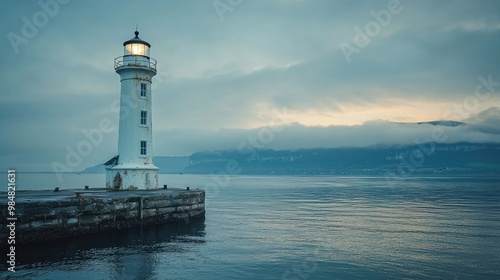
[105, 31, 159, 189]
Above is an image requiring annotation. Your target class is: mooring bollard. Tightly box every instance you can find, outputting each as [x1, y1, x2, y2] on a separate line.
[163, 184, 168, 189]
[186, 187, 190, 191]
[54, 187, 60, 192]
[84, 185, 90, 190]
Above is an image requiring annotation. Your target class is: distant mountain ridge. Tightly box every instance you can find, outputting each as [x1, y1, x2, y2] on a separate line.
[415, 121, 465, 127]
[84, 142, 500, 176]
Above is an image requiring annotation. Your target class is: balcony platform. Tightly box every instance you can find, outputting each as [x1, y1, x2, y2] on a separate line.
[114, 55, 157, 72]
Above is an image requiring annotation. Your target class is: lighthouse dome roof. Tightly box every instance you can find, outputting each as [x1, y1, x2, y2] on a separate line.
[123, 31, 151, 48]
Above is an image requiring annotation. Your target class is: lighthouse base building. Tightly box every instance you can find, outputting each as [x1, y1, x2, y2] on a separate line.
[105, 167, 159, 190]
[105, 156, 159, 190]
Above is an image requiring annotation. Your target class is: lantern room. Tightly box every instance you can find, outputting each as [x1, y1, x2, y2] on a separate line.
[123, 31, 151, 57]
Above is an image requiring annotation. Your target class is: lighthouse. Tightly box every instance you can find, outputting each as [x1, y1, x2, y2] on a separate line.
[105, 31, 159, 189]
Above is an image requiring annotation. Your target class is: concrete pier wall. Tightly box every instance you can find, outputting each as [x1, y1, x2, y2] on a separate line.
[0, 188, 205, 246]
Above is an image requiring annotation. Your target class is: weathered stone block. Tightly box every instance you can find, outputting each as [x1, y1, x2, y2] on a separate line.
[142, 209, 158, 218]
[83, 203, 114, 215]
[78, 215, 100, 224]
[113, 202, 126, 210]
[156, 207, 176, 215]
[143, 199, 173, 209]
[66, 217, 78, 225]
[123, 210, 139, 219]
[176, 205, 190, 212]
[27, 218, 64, 229]
[24, 207, 52, 215]
[54, 206, 79, 216]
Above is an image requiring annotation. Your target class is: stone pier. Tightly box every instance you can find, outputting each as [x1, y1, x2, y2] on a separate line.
[0, 188, 205, 247]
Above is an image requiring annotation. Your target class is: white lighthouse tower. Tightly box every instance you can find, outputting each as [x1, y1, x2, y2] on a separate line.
[105, 31, 159, 189]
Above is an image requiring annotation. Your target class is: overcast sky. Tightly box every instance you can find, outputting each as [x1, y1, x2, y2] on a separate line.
[1, 0, 500, 172]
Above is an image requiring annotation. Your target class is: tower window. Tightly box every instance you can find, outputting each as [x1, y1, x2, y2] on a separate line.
[140, 111, 147, 125]
[140, 83, 147, 97]
[140, 141, 147, 155]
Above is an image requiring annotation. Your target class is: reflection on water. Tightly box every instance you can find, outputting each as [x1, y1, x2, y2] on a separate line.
[1, 218, 205, 280]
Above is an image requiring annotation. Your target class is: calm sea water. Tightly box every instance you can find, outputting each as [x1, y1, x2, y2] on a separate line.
[2, 174, 500, 279]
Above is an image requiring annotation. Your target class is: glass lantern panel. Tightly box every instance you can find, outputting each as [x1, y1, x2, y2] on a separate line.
[124, 43, 150, 56]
